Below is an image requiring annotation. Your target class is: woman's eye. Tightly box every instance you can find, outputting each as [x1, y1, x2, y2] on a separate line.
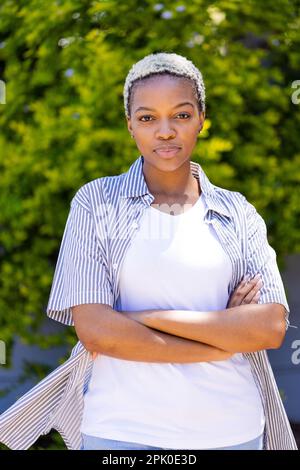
[139, 115, 153, 122]
[176, 112, 190, 119]
[139, 113, 190, 122]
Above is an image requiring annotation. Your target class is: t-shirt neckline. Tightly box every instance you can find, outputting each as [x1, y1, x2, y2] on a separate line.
[149, 192, 204, 218]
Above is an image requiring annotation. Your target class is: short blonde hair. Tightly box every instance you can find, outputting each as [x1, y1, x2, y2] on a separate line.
[123, 52, 206, 119]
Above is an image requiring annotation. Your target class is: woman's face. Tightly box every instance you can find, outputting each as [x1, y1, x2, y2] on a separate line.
[126, 74, 205, 172]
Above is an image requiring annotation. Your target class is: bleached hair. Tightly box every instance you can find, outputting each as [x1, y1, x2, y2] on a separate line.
[123, 52, 206, 119]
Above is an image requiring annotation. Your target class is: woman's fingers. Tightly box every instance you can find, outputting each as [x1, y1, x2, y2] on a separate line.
[250, 291, 260, 304]
[241, 276, 263, 304]
[241, 274, 260, 288]
[227, 274, 263, 308]
[239, 275, 260, 293]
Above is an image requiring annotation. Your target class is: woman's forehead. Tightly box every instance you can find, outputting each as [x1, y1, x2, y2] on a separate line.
[134, 73, 192, 91]
[131, 75, 196, 103]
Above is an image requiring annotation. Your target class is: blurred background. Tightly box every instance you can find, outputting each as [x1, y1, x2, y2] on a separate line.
[0, 0, 299, 449]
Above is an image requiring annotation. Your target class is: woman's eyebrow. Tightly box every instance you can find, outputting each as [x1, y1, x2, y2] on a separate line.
[134, 101, 195, 113]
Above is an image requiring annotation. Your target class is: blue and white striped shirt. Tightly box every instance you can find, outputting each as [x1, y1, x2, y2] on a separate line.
[0, 155, 297, 450]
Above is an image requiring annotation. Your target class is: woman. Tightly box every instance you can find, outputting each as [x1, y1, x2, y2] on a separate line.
[0, 52, 297, 451]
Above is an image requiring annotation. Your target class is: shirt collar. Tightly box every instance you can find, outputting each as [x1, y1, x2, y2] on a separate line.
[120, 155, 232, 219]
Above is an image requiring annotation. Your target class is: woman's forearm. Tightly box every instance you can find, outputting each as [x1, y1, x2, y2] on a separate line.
[80, 304, 232, 363]
[104, 331, 232, 363]
[123, 304, 285, 353]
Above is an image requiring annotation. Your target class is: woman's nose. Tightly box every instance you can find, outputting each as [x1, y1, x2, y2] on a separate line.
[156, 122, 176, 139]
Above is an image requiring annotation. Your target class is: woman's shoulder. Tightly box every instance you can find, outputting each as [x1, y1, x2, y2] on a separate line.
[71, 173, 126, 211]
[211, 183, 250, 215]
[212, 184, 265, 236]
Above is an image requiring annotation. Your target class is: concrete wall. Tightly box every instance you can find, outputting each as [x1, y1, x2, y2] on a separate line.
[0, 319, 69, 413]
[267, 253, 300, 422]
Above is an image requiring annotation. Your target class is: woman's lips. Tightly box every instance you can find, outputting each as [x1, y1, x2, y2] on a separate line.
[155, 147, 181, 158]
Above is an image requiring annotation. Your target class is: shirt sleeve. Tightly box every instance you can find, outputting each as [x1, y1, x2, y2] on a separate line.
[46, 197, 114, 326]
[244, 198, 291, 331]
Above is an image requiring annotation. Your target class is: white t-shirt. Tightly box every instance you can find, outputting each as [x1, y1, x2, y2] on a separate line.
[80, 192, 265, 449]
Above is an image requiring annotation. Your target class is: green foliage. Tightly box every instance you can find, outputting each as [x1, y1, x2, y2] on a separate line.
[0, 0, 299, 449]
[0, 430, 66, 450]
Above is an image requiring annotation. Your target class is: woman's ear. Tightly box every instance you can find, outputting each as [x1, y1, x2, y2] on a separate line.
[126, 117, 132, 135]
[198, 111, 205, 132]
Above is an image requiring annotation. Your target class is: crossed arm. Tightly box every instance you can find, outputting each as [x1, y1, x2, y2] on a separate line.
[122, 303, 287, 353]
[84, 280, 287, 362]
[85, 301, 287, 364]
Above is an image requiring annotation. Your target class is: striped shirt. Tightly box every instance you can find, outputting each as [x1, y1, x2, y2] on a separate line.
[0, 155, 297, 450]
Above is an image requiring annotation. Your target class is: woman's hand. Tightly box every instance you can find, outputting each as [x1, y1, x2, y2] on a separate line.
[226, 274, 263, 308]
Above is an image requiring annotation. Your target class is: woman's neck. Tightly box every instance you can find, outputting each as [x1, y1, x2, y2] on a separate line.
[142, 161, 201, 200]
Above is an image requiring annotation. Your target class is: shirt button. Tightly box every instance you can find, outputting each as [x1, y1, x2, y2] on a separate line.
[113, 263, 118, 270]
[131, 221, 139, 229]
